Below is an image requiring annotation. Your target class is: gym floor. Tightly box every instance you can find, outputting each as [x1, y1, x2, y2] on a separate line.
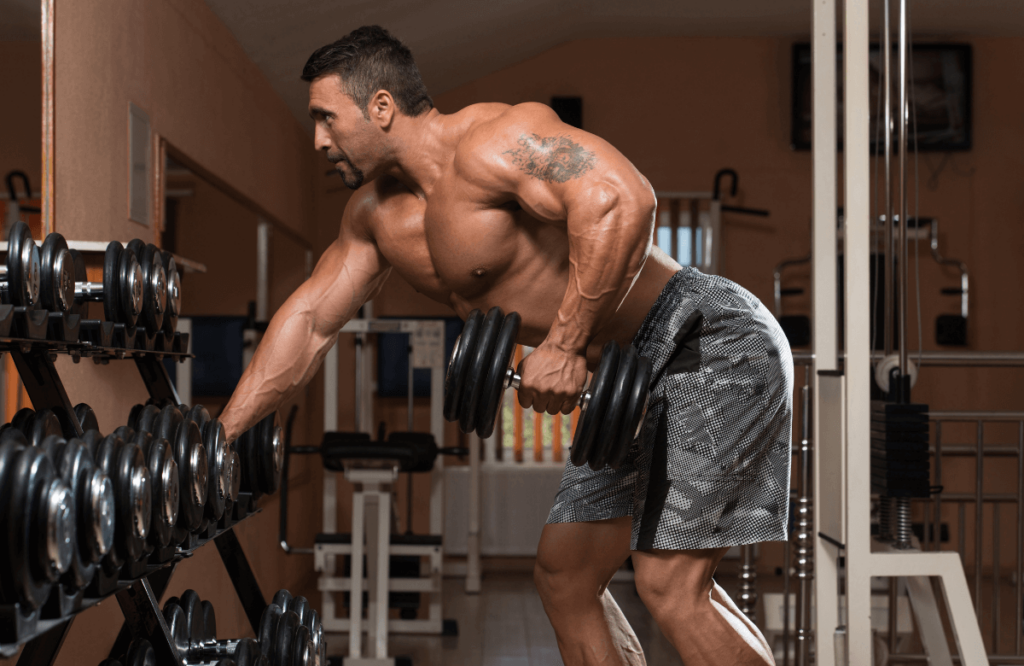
[324, 572, 691, 665]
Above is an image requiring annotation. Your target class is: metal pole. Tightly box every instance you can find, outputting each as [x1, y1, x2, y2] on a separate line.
[795, 375, 814, 666]
[256, 219, 270, 323]
[883, 0, 894, 357]
[897, 0, 910, 375]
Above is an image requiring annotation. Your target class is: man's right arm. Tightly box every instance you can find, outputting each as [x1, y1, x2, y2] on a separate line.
[219, 200, 390, 442]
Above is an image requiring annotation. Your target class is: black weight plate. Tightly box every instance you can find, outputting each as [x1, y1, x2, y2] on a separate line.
[40, 232, 74, 313]
[255, 414, 282, 495]
[570, 341, 620, 468]
[103, 241, 123, 323]
[69, 248, 87, 316]
[116, 439, 151, 561]
[291, 595, 311, 629]
[180, 589, 203, 647]
[143, 432, 178, 548]
[75, 403, 101, 435]
[8, 447, 61, 609]
[29, 409, 63, 448]
[181, 420, 207, 531]
[11, 407, 35, 435]
[458, 307, 504, 434]
[475, 310, 520, 439]
[163, 602, 191, 655]
[162, 253, 180, 335]
[125, 638, 156, 666]
[126, 404, 146, 433]
[47, 436, 105, 589]
[137, 243, 166, 332]
[0, 438, 26, 604]
[589, 346, 637, 471]
[444, 309, 482, 422]
[609, 353, 652, 470]
[118, 245, 143, 328]
[135, 404, 162, 436]
[290, 624, 311, 666]
[258, 603, 284, 656]
[274, 610, 299, 666]
[187, 405, 225, 520]
[271, 588, 293, 612]
[234, 637, 262, 666]
[200, 599, 217, 645]
[7, 220, 40, 307]
[94, 434, 126, 574]
[240, 424, 261, 499]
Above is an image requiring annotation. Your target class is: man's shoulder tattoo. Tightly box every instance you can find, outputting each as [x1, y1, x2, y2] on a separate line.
[503, 133, 596, 184]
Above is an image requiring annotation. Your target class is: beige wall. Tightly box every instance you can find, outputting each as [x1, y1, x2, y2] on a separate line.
[0, 41, 42, 195]
[54, 0, 315, 243]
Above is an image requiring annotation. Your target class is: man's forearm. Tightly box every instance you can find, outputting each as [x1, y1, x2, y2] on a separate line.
[219, 282, 351, 443]
[547, 185, 655, 354]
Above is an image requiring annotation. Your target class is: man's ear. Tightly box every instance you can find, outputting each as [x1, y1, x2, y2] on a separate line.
[369, 90, 395, 129]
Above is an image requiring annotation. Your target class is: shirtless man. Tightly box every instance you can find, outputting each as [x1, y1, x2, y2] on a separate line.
[220, 25, 791, 666]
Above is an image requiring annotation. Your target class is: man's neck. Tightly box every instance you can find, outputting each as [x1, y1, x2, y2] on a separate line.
[382, 108, 448, 199]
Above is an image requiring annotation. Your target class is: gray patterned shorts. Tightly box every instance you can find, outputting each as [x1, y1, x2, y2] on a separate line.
[547, 268, 794, 551]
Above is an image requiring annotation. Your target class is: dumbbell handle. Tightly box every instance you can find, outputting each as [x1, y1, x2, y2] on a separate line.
[503, 368, 590, 409]
[74, 281, 105, 301]
[186, 638, 241, 661]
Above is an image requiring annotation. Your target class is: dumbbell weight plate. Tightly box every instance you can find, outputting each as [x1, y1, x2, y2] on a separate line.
[290, 595, 311, 629]
[239, 424, 261, 500]
[201, 599, 217, 645]
[234, 637, 262, 666]
[255, 414, 283, 495]
[443, 308, 482, 423]
[118, 427, 178, 549]
[179, 589, 204, 649]
[132, 403, 162, 436]
[162, 252, 180, 335]
[0, 436, 27, 604]
[475, 310, 520, 439]
[588, 346, 638, 471]
[258, 603, 284, 657]
[608, 355, 652, 471]
[27, 409, 63, 448]
[290, 624, 313, 666]
[40, 233, 75, 313]
[163, 602, 190, 656]
[10, 407, 35, 435]
[118, 245, 144, 328]
[124, 638, 155, 666]
[75, 403, 101, 435]
[458, 307, 504, 434]
[271, 589, 293, 611]
[185, 405, 227, 520]
[95, 434, 151, 566]
[69, 248, 87, 317]
[569, 341, 620, 469]
[8, 446, 73, 609]
[155, 405, 207, 531]
[126, 240, 166, 332]
[6, 220, 40, 307]
[273, 610, 300, 666]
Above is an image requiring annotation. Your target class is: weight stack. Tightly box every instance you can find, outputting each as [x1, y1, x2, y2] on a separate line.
[870, 401, 930, 498]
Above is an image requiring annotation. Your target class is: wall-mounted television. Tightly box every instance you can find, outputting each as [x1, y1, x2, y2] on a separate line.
[792, 42, 972, 152]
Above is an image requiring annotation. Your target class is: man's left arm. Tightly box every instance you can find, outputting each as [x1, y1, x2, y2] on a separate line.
[479, 104, 657, 414]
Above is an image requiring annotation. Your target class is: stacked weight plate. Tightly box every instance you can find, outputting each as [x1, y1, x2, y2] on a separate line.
[870, 401, 931, 498]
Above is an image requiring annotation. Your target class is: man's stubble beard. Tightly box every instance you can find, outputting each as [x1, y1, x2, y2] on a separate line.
[329, 153, 365, 190]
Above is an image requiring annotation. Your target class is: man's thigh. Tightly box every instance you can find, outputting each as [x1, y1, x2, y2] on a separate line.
[631, 547, 728, 604]
[537, 517, 632, 585]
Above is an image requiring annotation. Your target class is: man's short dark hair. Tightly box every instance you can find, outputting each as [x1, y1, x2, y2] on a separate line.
[301, 26, 433, 117]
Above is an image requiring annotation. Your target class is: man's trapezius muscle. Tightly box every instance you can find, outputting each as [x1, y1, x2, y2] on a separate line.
[220, 26, 781, 666]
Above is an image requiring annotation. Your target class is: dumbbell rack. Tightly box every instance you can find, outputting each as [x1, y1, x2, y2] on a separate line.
[0, 311, 269, 666]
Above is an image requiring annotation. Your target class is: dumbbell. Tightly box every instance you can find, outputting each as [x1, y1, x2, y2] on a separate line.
[180, 404, 239, 523]
[94, 638, 156, 666]
[258, 589, 323, 666]
[76, 404, 180, 554]
[445, 307, 652, 470]
[125, 239, 168, 333]
[21, 413, 117, 591]
[236, 413, 284, 501]
[0, 428, 75, 611]
[60, 238, 145, 327]
[0, 220, 41, 307]
[73, 422, 152, 573]
[164, 590, 268, 666]
[161, 249, 181, 335]
[130, 404, 208, 534]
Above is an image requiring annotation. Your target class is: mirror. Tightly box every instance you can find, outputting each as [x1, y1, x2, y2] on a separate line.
[0, 0, 44, 238]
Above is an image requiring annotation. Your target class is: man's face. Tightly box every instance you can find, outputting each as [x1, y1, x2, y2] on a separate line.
[308, 75, 376, 190]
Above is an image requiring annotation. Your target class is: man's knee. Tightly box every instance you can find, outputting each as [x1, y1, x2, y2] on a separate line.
[633, 548, 724, 621]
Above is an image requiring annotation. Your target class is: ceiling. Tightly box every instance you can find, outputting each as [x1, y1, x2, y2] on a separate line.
[174, 1, 1024, 130]
[0, 0, 40, 41]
